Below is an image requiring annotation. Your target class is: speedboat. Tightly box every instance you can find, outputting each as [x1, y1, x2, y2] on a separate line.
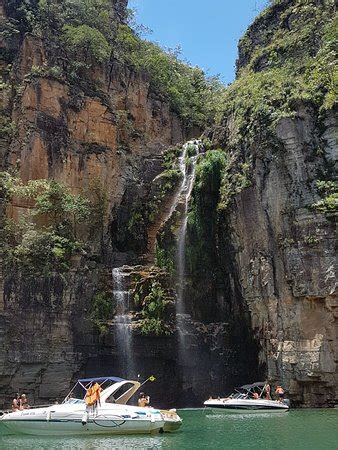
[204, 381, 290, 413]
[0, 376, 182, 435]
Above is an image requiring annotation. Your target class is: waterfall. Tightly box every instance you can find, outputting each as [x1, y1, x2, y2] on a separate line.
[112, 267, 135, 378]
[176, 142, 199, 315]
[173, 140, 201, 382]
[110, 141, 200, 379]
[162, 140, 201, 359]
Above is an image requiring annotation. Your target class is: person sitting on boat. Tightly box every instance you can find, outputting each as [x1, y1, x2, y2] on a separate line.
[252, 392, 259, 399]
[19, 394, 29, 410]
[275, 385, 285, 402]
[138, 392, 150, 407]
[12, 393, 20, 411]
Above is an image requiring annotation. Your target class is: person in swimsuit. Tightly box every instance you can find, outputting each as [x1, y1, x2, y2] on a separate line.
[19, 393, 29, 410]
[275, 386, 285, 402]
[12, 393, 20, 411]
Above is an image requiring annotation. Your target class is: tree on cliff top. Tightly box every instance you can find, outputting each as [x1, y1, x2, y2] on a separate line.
[5, 0, 224, 129]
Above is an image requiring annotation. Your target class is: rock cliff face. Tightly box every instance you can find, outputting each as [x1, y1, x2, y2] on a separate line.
[1, 0, 255, 408]
[206, 0, 337, 406]
[0, 0, 336, 409]
[221, 108, 337, 406]
[0, 0, 187, 406]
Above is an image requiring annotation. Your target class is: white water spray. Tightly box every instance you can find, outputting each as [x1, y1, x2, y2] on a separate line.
[176, 142, 200, 314]
[161, 140, 201, 352]
[112, 267, 135, 378]
[173, 140, 201, 369]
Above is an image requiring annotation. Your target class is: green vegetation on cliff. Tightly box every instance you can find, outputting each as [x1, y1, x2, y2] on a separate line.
[132, 276, 174, 336]
[186, 150, 227, 277]
[90, 291, 115, 335]
[0, 173, 105, 275]
[114, 24, 224, 127]
[213, 0, 337, 210]
[313, 180, 338, 218]
[4, 0, 223, 128]
[220, 0, 337, 143]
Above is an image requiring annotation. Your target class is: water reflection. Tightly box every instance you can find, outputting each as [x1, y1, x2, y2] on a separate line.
[0, 434, 164, 450]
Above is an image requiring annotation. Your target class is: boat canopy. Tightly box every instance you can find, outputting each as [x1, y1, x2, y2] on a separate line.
[78, 376, 125, 384]
[239, 382, 266, 390]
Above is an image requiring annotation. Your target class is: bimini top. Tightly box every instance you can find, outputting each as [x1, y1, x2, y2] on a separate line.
[78, 376, 125, 384]
[239, 382, 266, 390]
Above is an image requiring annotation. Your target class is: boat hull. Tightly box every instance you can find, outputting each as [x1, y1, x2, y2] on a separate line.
[0, 407, 165, 436]
[1, 419, 163, 436]
[204, 399, 289, 413]
[160, 410, 182, 432]
[206, 407, 289, 414]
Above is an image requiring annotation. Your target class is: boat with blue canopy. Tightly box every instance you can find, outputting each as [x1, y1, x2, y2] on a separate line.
[0, 375, 182, 435]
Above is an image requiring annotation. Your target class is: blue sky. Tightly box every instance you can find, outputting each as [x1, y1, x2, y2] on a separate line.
[128, 0, 268, 84]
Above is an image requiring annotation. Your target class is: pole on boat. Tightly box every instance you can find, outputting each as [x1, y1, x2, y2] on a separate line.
[139, 375, 156, 389]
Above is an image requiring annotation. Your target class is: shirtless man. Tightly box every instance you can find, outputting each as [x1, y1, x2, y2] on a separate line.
[138, 392, 150, 407]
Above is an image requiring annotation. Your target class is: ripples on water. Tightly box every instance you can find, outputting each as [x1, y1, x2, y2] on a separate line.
[1, 409, 337, 450]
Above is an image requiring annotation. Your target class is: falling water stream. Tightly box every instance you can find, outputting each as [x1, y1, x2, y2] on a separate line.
[176, 142, 200, 369]
[176, 142, 200, 315]
[112, 267, 135, 378]
[165, 140, 201, 363]
[110, 141, 200, 380]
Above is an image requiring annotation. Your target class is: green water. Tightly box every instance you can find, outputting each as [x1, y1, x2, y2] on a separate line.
[0, 409, 337, 450]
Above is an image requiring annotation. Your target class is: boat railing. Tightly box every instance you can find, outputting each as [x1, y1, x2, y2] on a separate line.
[1, 403, 54, 414]
[23, 403, 55, 409]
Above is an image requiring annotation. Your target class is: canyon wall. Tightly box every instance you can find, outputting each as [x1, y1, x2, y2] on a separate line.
[207, 0, 337, 406]
[0, 0, 336, 409]
[0, 0, 185, 406]
[220, 108, 337, 407]
[0, 0, 260, 408]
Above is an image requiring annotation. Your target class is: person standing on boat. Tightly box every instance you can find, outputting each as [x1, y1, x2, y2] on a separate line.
[19, 393, 29, 410]
[138, 392, 150, 407]
[264, 384, 271, 400]
[275, 385, 285, 402]
[12, 393, 20, 411]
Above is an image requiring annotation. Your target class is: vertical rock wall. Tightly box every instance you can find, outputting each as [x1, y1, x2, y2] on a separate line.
[222, 107, 337, 406]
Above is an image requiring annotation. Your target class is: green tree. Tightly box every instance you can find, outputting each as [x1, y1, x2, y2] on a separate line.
[62, 24, 111, 65]
[1, 173, 91, 274]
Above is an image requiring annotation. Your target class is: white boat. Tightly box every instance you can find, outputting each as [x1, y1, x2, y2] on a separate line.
[0, 376, 182, 435]
[204, 381, 290, 413]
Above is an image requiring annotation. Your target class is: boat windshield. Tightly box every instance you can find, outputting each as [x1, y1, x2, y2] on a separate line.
[64, 398, 85, 405]
[230, 381, 267, 399]
[232, 393, 248, 399]
[63, 376, 141, 405]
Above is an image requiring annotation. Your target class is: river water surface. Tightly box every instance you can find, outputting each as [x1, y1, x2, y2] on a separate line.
[0, 409, 337, 449]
